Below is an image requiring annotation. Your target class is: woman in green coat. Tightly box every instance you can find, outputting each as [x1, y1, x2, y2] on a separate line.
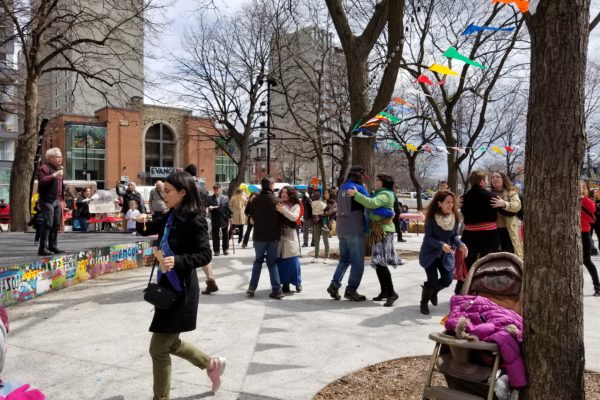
[347, 174, 404, 307]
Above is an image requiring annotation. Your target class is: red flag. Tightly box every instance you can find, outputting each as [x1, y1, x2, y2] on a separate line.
[504, 146, 514, 153]
[423, 145, 433, 153]
[417, 75, 433, 85]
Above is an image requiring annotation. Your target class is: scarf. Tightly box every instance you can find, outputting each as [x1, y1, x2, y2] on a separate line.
[435, 213, 455, 231]
[158, 213, 182, 292]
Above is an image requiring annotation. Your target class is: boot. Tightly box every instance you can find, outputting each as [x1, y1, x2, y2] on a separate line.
[420, 286, 435, 315]
[430, 280, 442, 306]
[384, 292, 399, 307]
[594, 284, 600, 297]
[327, 283, 341, 300]
[454, 280, 464, 295]
[202, 279, 219, 295]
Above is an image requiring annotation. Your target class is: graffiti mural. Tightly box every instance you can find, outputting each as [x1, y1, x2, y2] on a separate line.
[0, 240, 156, 307]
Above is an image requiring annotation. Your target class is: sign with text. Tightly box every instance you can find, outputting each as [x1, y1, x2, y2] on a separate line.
[150, 167, 177, 178]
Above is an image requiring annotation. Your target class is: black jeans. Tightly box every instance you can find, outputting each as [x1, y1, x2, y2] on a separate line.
[582, 232, 600, 286]
[39, 200, 62, 250]
[424, 257, 453, 289]
[375, 265, 395, 296]
[212, 225, 229, 253]
[231, 224, 244, 243]
[393, 218, 403, 241]
[242, 224, 253, 246]
[498, 228, 515, 254]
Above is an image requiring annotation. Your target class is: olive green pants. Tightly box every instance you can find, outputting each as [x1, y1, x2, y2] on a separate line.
[150, 332, 212, 400]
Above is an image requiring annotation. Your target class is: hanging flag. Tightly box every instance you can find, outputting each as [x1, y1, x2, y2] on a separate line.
[353, 128, 375, 138]
[504, 146, 514, 153]
[406, 143, 419, 152]
[462, 23, 516, 36]
[423, 145, 433, 154]
[428, 64, 460, 77]
[436, 146, 450, 154]
[491, 146, 505, 155]
[479, 146, 488, 152]
[443, 47, 488, 69]
[491, 0, 529, 13]
[376, 111, 402, 124]
[393, 98, 416, 108]
[417, 74, 434, 85]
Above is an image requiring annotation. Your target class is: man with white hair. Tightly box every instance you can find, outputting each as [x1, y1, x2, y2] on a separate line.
[148, 180, 167, 218]
[37, 147, 65, 256]
[116, 181, 146, 215]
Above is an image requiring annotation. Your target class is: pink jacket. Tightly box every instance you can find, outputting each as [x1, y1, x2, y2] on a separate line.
[445, 295, 527, 389]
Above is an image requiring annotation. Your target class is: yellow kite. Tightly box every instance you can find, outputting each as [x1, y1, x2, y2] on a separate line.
[491, 146, 505, 155]
[428, 64, 460, 77]
[405, 143, 419, 152]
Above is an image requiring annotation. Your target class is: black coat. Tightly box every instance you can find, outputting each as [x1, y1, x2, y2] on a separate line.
[118, 188, 146, 214]
[245, 189, 282, 242]
[137, 210, 212, 334]
[208, 194, 232, 228]
[461, 186, 500, 251]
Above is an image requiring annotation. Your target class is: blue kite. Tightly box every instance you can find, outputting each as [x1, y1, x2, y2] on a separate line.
[462, 23, 516, 36]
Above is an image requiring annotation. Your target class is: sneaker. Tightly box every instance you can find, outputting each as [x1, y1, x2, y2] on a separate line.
[213, 252, 220, 256]
[322, 258, 329, 264]
[269, 291, 284, 300]
[223, 251, 229, 255]
[302, 243, 308, 248]
[327, 283, 341, 300]
[398, 239, 407, 242]
[207, 357, 226, 393]
[282, 283, 291, 293]
[130, 232, 137, 236]
[594, 285, 600, 297]
[311, 258, 318, 263]
[296, 285, 303, 293]
[246, 286, 256, 297]
[344, 290, 367, 301]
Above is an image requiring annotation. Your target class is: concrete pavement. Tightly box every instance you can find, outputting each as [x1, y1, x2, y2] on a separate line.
[3, 233, 600, 400]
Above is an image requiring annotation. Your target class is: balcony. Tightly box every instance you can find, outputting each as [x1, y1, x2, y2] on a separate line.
[0, 39, 14, 55]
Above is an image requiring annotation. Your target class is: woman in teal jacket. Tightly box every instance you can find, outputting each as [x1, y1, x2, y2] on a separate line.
[347, 174, 404, 307]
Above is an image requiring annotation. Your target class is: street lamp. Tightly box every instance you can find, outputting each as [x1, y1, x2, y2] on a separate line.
[259, 75, 277, 175]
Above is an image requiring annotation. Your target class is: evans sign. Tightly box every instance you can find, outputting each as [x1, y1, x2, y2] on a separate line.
[149, 166, 177, 178]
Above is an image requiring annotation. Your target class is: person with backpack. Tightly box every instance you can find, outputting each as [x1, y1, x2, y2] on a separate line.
[490, 172, 523, 258]
[580, 181, 600, 296]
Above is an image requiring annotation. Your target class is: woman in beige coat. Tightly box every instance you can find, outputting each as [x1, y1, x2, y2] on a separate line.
[490, 172, 523, 258]
[230, 189, 247, 244]
[276, 186, 302, 293]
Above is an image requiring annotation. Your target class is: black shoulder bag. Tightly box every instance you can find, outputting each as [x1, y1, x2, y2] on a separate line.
[143, 258, 178, 310]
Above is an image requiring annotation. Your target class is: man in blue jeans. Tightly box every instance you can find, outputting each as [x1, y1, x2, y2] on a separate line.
[245, 177, 284, 299]
[327, 166, 368, 301]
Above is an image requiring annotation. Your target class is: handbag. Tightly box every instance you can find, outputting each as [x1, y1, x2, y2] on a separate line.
[453, 247, 468, 281]
[143, 258, 178, 310]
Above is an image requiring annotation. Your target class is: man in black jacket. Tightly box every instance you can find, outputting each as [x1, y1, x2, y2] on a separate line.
[116, 181, 146, 215]
[245, 177, 284, 299]
[208, 184, 232, 256]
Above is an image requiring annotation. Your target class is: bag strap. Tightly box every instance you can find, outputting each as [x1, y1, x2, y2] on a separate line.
[146, 258, 158, 288]
[582, 205, 596, 222]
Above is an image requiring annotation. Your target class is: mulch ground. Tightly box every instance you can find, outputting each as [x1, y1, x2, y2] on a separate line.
[314, 356, 600, 400]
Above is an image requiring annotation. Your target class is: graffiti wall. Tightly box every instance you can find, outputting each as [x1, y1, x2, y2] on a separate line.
[0, 240, 155, 307]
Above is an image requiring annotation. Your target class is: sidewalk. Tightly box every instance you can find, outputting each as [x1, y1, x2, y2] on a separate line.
[3, 233, 600, 399]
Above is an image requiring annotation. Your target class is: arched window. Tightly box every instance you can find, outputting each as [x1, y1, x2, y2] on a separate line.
[145, 123, 175, 174]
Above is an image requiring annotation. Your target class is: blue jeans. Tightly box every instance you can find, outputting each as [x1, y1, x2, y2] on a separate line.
[424, 257, 453, 289]
[331, 233, 365, 292]
[250, 241, 281, 292]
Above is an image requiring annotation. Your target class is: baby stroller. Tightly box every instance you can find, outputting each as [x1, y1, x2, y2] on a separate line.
[422, 252, 524, 400]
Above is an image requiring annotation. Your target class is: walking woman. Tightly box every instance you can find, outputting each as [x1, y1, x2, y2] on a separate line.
[230, 188, 247, 244]
[276, 186, 302, 293]
[580, 181, 600, 296]
[136, 172, 226, 399]
[347, 174, 404, 307]
[419, 191, 468, 314]
[241, 193, 257, 248]
[313, 188, 337, 264]
[490, 172, 523, 257]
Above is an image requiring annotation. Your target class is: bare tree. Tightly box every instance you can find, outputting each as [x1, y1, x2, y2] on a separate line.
[169, 0, 292, 196]
[325, 0, 405, 184]
[522, 1, 591, 398]
[399, 0, 528, 193]
[1, 0, 161, 231]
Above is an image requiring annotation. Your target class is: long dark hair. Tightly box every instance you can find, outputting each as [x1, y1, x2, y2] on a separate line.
[425, 191, 461, 222]
[279, 186, 300, 205]
[491, 171, 517, 193]
[165, 172, 203, 216]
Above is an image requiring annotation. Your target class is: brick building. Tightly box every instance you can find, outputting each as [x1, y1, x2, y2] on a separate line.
[43, 102, 217, 189]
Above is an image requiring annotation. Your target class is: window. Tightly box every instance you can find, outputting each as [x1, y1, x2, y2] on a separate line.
[0, 139, 15, 161]
[0, 167, 9, 200]
[66, 124, 107, 187]
[145, 123, 175, 181]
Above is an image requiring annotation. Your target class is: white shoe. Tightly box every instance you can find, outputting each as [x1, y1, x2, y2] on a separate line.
[322, 259, 329, 264]
[311, 258, 318, 263]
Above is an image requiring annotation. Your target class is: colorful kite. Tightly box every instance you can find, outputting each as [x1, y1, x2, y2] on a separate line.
[428, 64, 460, 77]
[462, 23, 516, 36]
[491, 0, 529, 13]
[392, 98, 416, 108]
[375, 112, 402, 124]
[491, 146, 505, 155]
[417, 74, 434, 85]
[504, 146, 515, 153]
[443, 47, 488, 69]
[423, 145, 434, 154]
[406, 143, 419, 152]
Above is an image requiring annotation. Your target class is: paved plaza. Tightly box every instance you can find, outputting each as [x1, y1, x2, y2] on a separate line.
[3, 233, 600, 399]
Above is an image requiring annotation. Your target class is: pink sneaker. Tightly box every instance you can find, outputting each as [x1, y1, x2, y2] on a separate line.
[207, 357, 226, 393]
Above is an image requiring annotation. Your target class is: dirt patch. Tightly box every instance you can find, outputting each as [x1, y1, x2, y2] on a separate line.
[314, 356, 600, 400]
[309, 248, 419, 261]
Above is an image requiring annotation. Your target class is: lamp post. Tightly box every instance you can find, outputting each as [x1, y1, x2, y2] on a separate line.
[259, 75, 277, 175]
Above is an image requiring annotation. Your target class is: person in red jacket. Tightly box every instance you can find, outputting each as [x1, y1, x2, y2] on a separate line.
[579, 181, 600, 296]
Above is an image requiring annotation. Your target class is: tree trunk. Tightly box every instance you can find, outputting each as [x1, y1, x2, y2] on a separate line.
[522, 1, 590, 398]
[317, 149, 328, 193]
[227, 138, 250, 198]
[10, 72, 39, 232]
[407, 155, 423, 210]
[336, 132, 351, 187]
[446, 153, 459, 194]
